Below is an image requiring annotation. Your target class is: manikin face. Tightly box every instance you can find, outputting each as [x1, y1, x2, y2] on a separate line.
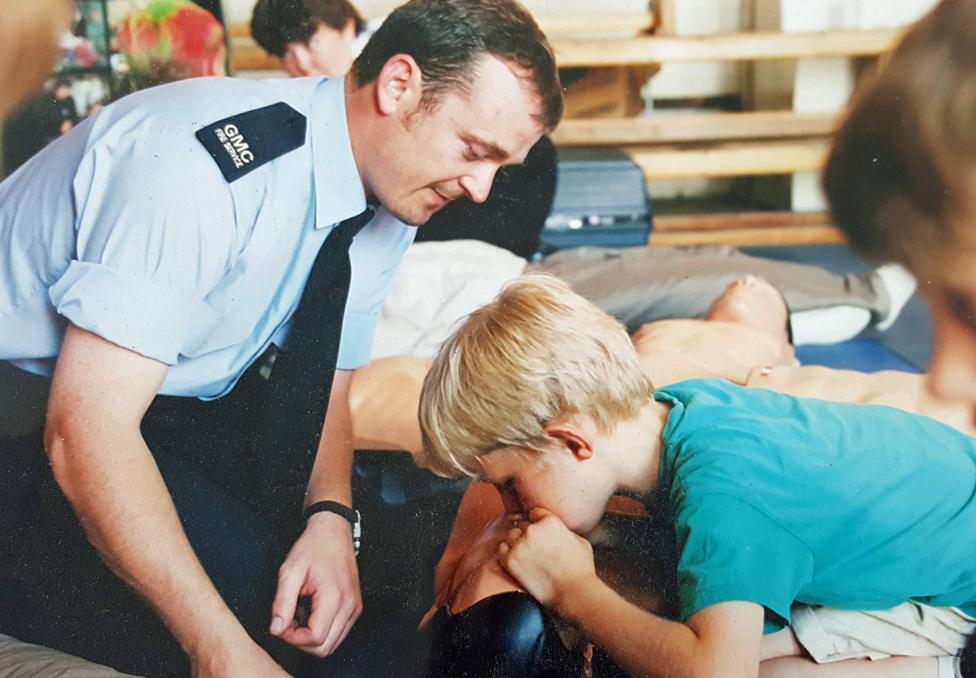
[365, 54, 544, 226]
[283, 20, 357, 78]
[479, 442, 616, 535]
[921, 256, 976, 424]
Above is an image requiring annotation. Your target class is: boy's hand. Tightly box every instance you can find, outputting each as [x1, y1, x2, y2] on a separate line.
[497, 507, 596, 608]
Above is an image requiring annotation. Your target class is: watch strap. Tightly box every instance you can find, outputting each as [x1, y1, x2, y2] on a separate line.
[304, 500, 361, 555]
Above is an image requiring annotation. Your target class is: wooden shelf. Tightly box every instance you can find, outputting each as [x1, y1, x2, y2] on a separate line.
[626, 138, 829, 179]
[648, 211, 844, 247]
[231, 26, 901, 73]
[532, 12, 654, 37]
[553, 111, 840, 146]
[554, 28, 903, 68]
[653, 210, 831, 233]
[230, 39, 277, 72]
[224, 13, 896, 247]
[649, 224, 846, 247]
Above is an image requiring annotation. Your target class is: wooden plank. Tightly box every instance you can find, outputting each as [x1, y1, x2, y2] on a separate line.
[656, 0, 676, 37]
[648, 224, 846, 247]
[232, 27, 902, 73]
[626, 138, 829, 179]
[653, 210, 830, 233]
[554, 28, 903, 67]
[229, 12, 654, 42]
[532, 12, 654, 37]
[230, 40, 278, 73]
[553, 111, 840, 146]
[562, 66, 652, 119]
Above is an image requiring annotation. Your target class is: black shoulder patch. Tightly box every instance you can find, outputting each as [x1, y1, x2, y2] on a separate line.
[195, 102, 307, 183]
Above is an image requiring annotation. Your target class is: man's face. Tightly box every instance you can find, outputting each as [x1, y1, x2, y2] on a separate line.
[283, 21, 356, 78]
[366, 54, 544, 226]
[479, 445, 614, 535]
[922, 258, 976, 424]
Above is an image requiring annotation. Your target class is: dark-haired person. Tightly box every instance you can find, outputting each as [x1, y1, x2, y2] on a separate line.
[0, 0, 562, 675]
[251, 0, 558, 259]
[824, 0, 976, 423]
[251, 0, 370, 78]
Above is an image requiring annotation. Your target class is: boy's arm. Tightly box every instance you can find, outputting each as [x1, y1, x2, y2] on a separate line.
[500, 508, 764, 678]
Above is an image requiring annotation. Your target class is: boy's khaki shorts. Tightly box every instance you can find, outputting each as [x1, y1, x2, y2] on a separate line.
[792, 601, 976, 678]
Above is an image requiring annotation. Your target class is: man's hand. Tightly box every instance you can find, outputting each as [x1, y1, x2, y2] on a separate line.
[270, 511, 362, 657]
[497, 507, 597, 608]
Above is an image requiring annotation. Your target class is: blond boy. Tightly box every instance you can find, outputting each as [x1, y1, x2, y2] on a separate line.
[420, 274, 976, 678]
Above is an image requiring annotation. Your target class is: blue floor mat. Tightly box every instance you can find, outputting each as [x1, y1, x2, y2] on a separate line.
[744, 243, 931, 372]
[797, 337, 921, 373]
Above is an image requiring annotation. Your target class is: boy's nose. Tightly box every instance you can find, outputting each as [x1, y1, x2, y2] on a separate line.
[498, 486, 523, 514]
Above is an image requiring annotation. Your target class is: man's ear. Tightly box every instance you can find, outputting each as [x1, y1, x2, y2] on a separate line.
[544, 424, 594, 461]
[374, 53, 422, 116]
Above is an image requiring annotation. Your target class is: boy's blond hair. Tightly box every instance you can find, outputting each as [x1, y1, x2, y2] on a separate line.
[418, 273, 655, 478]
[824, 0, 976, 275]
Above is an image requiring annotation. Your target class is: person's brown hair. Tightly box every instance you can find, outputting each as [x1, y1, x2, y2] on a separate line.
[419, 274, 654, 479]
[824, 0, 976, 273]
[0, 0, 73, 118]
[251, 0, 365, 58]
[350, 0, 563, 133]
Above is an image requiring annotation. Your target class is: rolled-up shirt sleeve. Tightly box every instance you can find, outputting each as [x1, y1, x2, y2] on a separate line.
[50, 124, 237, 365]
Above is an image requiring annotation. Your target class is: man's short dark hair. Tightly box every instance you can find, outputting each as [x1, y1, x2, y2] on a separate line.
[350, 0, 563, 133]
[251, 0, 365, 58]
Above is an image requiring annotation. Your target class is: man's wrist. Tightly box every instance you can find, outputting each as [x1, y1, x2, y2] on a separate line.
[304, 501, 361, 555]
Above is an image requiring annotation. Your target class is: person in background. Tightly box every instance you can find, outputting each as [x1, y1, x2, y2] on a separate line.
[0, 0, 74, 118]
[251, 0, 369, 78]
[251, 0, 558, 260]
[824, 0, 976, 421]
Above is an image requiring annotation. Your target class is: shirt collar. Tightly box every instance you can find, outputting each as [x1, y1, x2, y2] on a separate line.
[309, 76, 367, 230]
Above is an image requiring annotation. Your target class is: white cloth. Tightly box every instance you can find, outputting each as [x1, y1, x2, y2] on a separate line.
[371, 240, 526, 359]
[792, 601, 976, 676]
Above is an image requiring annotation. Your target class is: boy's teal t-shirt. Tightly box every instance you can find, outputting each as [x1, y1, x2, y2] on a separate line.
[654, 378, 976, 627]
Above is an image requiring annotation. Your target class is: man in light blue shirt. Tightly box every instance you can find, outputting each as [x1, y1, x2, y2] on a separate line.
[0, 1, 562, 675]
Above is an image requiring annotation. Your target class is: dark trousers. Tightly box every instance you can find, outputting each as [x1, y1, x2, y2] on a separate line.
[0, 361, 308, 677]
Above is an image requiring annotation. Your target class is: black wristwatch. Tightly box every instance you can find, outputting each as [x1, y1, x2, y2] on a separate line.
[303, 501, 361, 556]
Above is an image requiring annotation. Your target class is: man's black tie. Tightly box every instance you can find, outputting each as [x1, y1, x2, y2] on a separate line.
[258, 207, 374, 516]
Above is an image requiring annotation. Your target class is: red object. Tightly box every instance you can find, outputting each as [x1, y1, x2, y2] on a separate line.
[117, 0, 226, 84]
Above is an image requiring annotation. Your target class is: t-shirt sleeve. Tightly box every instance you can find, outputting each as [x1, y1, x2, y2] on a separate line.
[49, 127, 237, 365]
[674, 494, 814, 624]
